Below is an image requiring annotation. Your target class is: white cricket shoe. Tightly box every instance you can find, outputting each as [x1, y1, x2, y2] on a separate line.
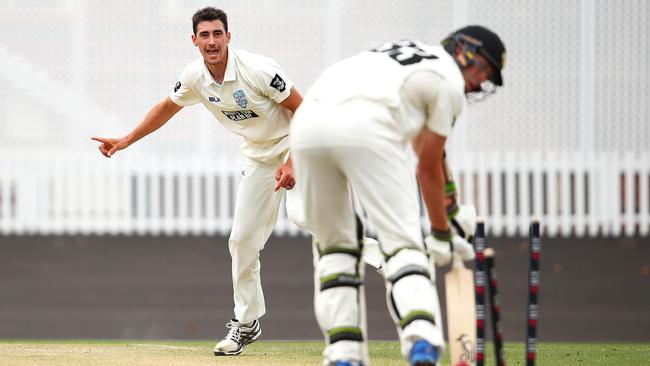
[213, 318, 261, 356]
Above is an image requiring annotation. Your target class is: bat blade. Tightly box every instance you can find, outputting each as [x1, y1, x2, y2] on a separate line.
[445, 253, 477, 366]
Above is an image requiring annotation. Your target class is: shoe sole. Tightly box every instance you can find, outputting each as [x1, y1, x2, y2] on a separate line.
[410, 357, 437, 366]
[411, 360, 436, 366]
[410, 352, 437, 366]
[214, 349, 243, 356]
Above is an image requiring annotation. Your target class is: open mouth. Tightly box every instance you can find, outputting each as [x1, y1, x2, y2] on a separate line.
[206, 49, 219, 56]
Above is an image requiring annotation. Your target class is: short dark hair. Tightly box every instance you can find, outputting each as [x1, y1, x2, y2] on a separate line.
[192, 7, 228, 34]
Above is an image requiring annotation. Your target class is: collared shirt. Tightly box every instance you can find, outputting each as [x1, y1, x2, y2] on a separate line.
[170, 46, 294, 161]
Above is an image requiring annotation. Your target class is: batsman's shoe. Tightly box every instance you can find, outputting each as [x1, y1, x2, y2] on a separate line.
[213, 318, 261, 356]
[409, 339, 439, 366]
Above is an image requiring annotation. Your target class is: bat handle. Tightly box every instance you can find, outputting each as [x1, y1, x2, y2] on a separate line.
[451, 252, 464, 268]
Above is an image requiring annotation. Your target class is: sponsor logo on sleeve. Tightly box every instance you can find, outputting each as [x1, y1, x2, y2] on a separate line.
[174, 81, 181, 93]
[270, 74, 286, 92]
[222, 110, 259, 121]
[233, 90, 248, 108]
[208, 96, 221, 103]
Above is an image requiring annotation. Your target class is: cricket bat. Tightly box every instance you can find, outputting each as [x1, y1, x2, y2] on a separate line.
[445, 252, 476, 366]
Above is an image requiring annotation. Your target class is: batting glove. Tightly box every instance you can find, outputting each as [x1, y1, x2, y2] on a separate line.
[425, 229, 475, 268]
[447, 203, 478, 241]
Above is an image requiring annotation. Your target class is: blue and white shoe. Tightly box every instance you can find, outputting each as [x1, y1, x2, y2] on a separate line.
[409, 339, 438, 366]
[334, 361, 363, 366]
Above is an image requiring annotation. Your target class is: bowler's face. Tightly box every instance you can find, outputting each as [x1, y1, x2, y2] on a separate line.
[192, 20, 231, 66]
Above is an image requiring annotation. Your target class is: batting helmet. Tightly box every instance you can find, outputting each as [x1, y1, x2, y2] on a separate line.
[442, 25, 506, 86]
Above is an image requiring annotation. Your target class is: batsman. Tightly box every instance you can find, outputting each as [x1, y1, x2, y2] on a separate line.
[290, 25, 506, 366]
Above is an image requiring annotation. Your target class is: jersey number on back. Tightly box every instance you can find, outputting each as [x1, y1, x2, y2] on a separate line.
[371, 40, 438, 66]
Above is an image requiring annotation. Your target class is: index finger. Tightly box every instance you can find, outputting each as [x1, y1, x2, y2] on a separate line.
[91, 137, 108, 144]
[275, 167, 283, 181]
[274, 174, 290, 192]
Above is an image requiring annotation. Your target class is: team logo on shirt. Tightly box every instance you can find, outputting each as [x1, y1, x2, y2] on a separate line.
[233, 90, 248, 108]
[222, 110, 259, 121]
[174, 81, 181, 93]
[270, 74, 286, 92]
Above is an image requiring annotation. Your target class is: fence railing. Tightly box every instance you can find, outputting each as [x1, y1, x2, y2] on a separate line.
[446, 151, 649, 237]
[0, 152, 648, 237]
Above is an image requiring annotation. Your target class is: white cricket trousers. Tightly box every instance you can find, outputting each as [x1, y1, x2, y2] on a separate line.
[291, 98, 445, 363]
[229, 152, 303, 324]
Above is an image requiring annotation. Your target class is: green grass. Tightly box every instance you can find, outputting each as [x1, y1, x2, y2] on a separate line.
[0, 340, 648, 365]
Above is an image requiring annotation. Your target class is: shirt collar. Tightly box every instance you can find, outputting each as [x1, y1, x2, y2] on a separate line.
[202, 45, 237, 87]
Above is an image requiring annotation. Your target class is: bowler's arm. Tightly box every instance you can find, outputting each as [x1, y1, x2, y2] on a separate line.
[279, 86, 303, 114]
[125, 97, 183, 146]
[92, 96, 182, 157]
[274, 86, 303, 191]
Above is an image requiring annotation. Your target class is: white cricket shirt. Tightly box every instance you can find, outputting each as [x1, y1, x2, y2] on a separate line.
[170, 46, 294, 161]
[304, 40, 465, 141]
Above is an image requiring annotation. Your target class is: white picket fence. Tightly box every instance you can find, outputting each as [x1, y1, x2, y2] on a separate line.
[446, 151, 649, 237]
[0, 151, 648, 237]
